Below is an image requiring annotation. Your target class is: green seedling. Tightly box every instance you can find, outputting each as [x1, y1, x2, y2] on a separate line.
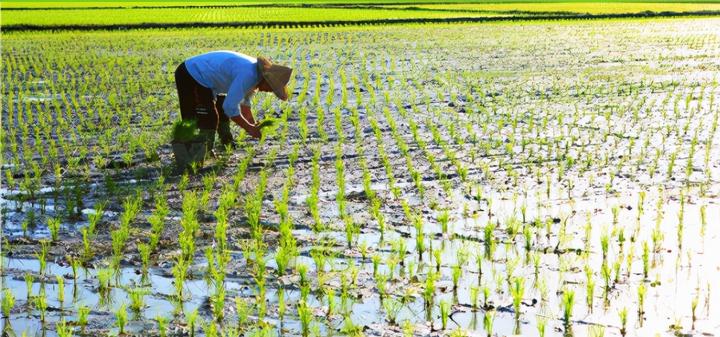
[438, 210, 450, 235]
[24, 273, 33, 301]
[56, 275, 65, 308]
[470, 286, 479, 310]
[47, 217, 61, 241]
[619, 307, 627, 336]
[298, 300, 311, 337]
[154, 315, 167, 337]
[172, 119, 200, 142]
[128, 287, 148, 315]
[423, 271, 437, 310]
[484, 222, 496, 256]
[483, 310, 495, 337]
[700, 204, 707, 237]
[68, 255, 81, 281]
[510, 277, 524, 319]
[2, 288, 14, 317]
[432, 246, 443, 272]
[78, 305, 90, 330]
[35, 293, 48, 322]
[138, 243, 151, 276]
[439, 300, 450, 330]
[36, 240, 50, 275]
[116, 304, 128, 334]
[589, 325, 605, 337]
[56, 319, 73, 337]
[97, 268, 112, 297]
[600, 230, 610, 261]
[187, 309, 199, 337]
[383, 297, 402, 325]
[642, 241, 649, 279]
[372, 254, 381, 278]
[402, 320, 414, 337]
[483, 286, 491, 309]
[257, 118, 277, 130]
[537, 317, 547, 337]
[235, 297, 251, 328]
[452, 264, 462, 292]
[82, 228, 93, 262]
[562, 289, 575, 327]
[585, 267, 595, 312]
[692, 292, 699, 328]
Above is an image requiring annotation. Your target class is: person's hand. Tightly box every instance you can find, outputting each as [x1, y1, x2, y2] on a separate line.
[230, 115, 261, 139]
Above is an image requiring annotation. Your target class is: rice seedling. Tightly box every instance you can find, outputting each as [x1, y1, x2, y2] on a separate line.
[510, 276, 525, 319]
[128, 287, 148, 316]
[24, 273, 33, 301]
[433, 248, 442, 273]
[618, 307, 628, 336]
[47, 217, 61, 242]
[439, 300, 451, 330]
[81, 228, 93, 262]
[692, 292, 699, 329]
[35, 291, 48, 322]
[642, 241, 649, 279]
[483, 286, 491, 309]
[585, 266, 595, 312]
[77, 305, 90, 331]
[484, 222, 496, 256]
[235, 297, 251, 329]
[562, 289, 575, 328]
[423, 271, 437, 311]
[589, 325, 605, 337]
[36, 240, 49, 275]
[600, 229, 610, 262]
[537, 317, 547, 337]
[298, 301, 312, 337]
[186, 309, 199, 337]
[483, 310, 495, 337]
[56, 275, 65, 308]
[1, 288, 14, 317]
[451, 263, 463, 293]
[56, 319, 73, 337]
[700, 204, 707, 237]
[437, 209, 450, 236]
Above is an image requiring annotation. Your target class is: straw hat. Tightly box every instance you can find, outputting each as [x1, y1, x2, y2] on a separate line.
[257, 56, 292, 101]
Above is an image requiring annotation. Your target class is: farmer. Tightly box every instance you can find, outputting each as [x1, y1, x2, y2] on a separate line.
[174, 51, 292, 146]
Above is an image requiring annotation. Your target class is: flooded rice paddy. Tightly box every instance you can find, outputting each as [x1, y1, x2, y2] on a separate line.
[2, 18, 720, 337]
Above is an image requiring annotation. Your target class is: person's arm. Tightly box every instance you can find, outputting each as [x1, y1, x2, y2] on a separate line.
[224, 77, 261, 138]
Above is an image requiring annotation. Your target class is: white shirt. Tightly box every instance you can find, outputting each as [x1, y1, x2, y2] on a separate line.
[185, 51, 260, 118]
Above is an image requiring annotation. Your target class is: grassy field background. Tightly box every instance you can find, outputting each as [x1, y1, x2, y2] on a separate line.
[0, 7, 509, 26]
[3, 0, 720, 8]
[3, 1, 719, 29]
[390, 2, 720, 14]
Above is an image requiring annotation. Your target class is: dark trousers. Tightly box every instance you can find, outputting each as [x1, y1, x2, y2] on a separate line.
[174, 62, 232, 144]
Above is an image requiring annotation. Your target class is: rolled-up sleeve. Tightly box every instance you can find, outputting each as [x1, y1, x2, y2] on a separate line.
[222, 75, 256, 118]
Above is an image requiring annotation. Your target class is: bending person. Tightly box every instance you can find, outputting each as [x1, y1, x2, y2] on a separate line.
[174, 51, 292, 146]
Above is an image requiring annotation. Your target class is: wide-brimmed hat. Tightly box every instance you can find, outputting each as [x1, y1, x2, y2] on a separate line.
[257, 56, 292, 101]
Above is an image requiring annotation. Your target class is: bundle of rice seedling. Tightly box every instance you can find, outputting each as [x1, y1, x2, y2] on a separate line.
[172, 119, 200, 142]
